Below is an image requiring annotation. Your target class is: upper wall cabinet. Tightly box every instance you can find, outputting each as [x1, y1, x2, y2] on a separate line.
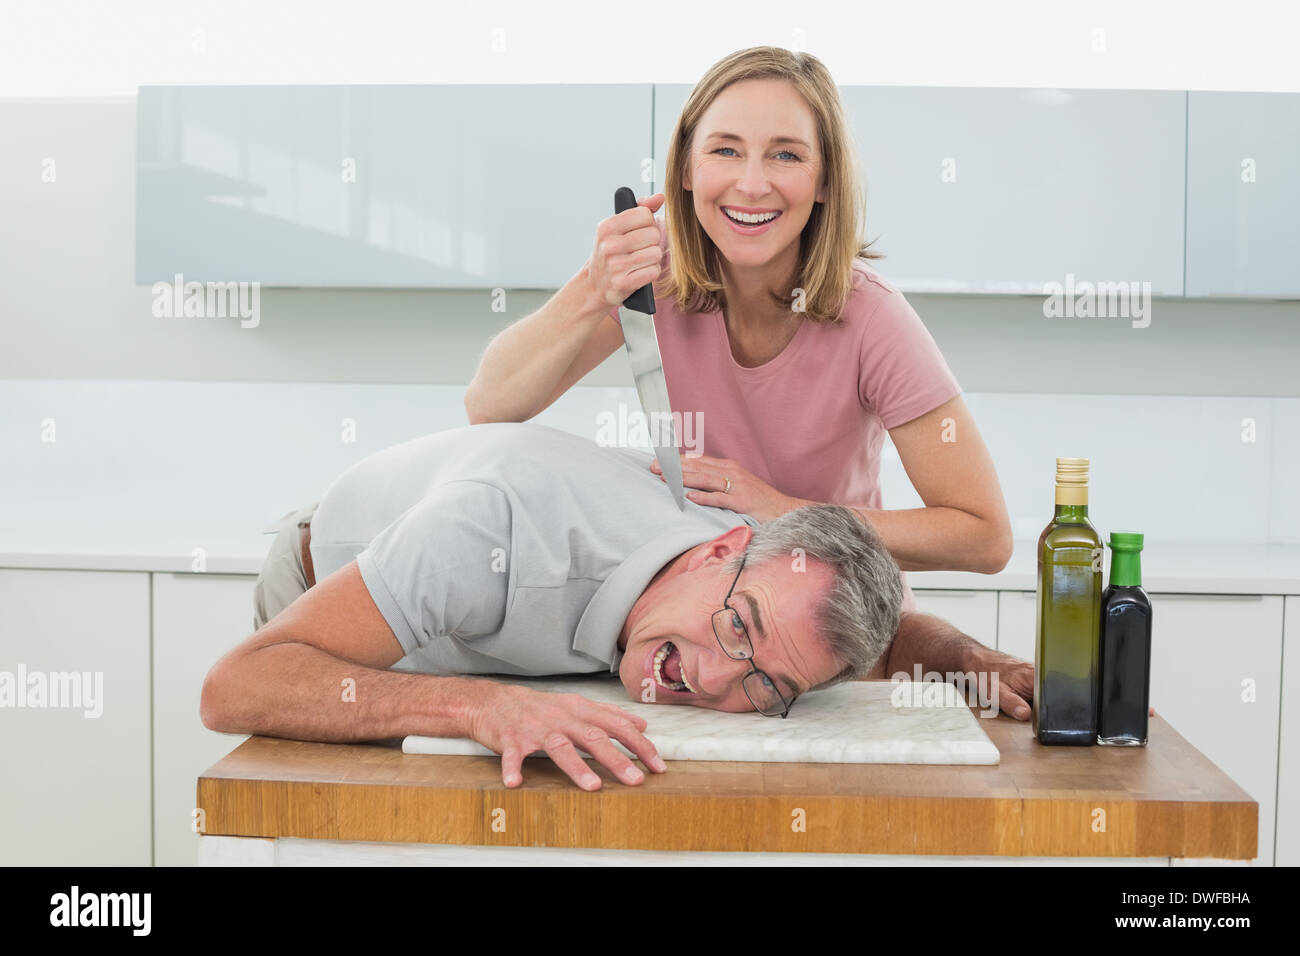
[652, 85, 691, 193]
[655, 85, 1186, 295]
[136, 85, 653, 287]
[1185, 92, 1300, 298]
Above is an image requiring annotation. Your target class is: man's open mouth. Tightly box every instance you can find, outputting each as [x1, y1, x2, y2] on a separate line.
[652, 641, 697, 694]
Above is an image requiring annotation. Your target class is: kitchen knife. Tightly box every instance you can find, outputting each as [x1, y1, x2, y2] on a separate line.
[614, 186, 685, 511]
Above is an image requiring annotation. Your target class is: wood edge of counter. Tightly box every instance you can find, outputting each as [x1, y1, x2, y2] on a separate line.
[195, 775, 1258, 859]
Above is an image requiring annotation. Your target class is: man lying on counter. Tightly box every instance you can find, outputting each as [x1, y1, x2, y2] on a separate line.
[201, 421, 1034, 791]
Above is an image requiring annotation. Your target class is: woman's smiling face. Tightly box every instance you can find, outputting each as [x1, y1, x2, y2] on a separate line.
[684, 77, 826, 272]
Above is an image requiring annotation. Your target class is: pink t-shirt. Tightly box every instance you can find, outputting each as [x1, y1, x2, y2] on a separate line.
[610, 215, 963, 613]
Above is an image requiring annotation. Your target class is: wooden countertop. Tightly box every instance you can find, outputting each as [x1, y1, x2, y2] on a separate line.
[197, 710, 1258, 858]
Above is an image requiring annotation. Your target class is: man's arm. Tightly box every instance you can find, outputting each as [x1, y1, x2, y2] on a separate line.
[864, 610, 1034, 720]
[200, 560, 666, 790]
[201, 560, 474, 741]
[879, 611, 985, 680]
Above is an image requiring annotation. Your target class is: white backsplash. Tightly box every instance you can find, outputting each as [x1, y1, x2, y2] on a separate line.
[2, 380, 1297, 548]
[879, 393, 1299, 545]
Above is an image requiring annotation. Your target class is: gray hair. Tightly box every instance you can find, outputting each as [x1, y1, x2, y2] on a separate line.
[722, 504, 903, 691]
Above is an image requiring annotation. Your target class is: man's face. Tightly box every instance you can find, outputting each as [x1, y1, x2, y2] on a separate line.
[617, 525, 842, 713]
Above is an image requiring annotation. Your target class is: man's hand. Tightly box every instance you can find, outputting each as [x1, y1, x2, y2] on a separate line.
[958, 645, 1159, 721]
[464, 681, 667, 790]
[878, 612, 1035, 719]
[961, 643, 1035, 719]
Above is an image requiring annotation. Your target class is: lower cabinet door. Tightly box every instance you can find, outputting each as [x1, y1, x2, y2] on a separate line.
[0, 569, 151, 865]
[152, 572, 255, 867]
[1145, 593, 1282, 867]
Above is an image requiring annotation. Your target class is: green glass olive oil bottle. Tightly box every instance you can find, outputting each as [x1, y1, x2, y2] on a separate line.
[1033, 457, 1103, 745]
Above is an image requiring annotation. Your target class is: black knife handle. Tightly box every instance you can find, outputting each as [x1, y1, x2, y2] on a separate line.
[614, 186, 657, 316]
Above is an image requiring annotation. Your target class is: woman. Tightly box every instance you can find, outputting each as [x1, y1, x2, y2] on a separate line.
[469, 46, 1013, 589]
[466, 47, 1026, 714]
[470, 48, 1034, 723]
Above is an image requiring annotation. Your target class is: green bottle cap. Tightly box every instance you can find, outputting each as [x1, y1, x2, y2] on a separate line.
[1108, 531, 1144, 551]
[1107, 531, 1144, 587]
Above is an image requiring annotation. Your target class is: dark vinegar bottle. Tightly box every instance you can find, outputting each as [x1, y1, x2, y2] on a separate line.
[1097, 531, 1152, 745]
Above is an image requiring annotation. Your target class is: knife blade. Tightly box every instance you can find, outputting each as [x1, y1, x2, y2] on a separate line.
[613, 186, 685, 511]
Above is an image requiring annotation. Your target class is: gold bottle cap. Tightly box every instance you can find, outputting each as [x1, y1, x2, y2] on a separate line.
[1054, 457, 1089, 504]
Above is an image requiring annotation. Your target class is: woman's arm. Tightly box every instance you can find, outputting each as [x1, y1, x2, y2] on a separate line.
[464, 270, 623, 424]
[465, 193, 666, 424]
[857, 395, 1013, 573]
[790, 395, 1013, 573]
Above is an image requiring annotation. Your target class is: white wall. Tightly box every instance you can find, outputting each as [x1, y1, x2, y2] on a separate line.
[3, 380, 1297, 548]
[4, 0, 1298, 95]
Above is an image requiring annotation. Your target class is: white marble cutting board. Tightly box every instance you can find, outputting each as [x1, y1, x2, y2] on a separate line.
[403, 676, 999, 765]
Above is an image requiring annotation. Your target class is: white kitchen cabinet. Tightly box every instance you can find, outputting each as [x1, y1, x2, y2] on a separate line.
[1146, 593, 1281, 866]
[1186, 92, 1300, 298]
[151, 572, 255, 866]
[997, 590, 1037, 661]
[1276, 596, 1299, 865]
[0, 569, 151, 865]
[137, 84, 653, 287]
[843, 87, 1186, 295]
[910, 589, 997, 650]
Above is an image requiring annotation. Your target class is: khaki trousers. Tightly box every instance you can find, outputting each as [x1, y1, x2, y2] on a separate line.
[251, 501, 319, 631]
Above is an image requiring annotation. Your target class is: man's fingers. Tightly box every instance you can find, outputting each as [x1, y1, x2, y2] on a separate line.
[591, 700, 648, 730]
[998, 688, 1032, 720]
[585, 707, 649, 744]
[576, 702, 665, 773]
[500, 746, 525, 788]
[541, 732, 602, 790]
[583, 703, 664, 772]
[596, 717, 667, 773]
[577, 725, 647, 785]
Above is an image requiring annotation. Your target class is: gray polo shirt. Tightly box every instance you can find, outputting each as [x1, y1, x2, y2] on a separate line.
[308, 422, 757, 677]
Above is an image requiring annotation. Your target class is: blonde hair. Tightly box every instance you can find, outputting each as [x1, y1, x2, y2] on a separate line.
[658, 46, 882, 323]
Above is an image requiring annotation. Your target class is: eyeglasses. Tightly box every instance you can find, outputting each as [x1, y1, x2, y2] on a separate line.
[711, 556, 797, 718]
